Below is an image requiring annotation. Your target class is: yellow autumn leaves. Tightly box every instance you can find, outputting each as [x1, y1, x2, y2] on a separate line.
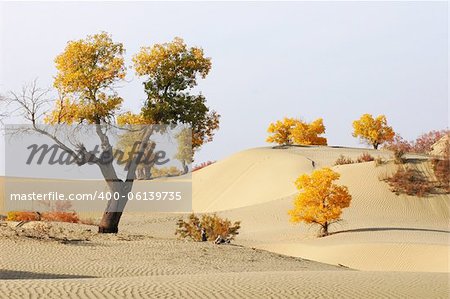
[46, 32, 210, 126]
[132, 37, 211, 86]
[352, 114, 395, 149]
[266, 117, 327, 146]
[267, 114, 395, 149]
[288, 168, 352, 236]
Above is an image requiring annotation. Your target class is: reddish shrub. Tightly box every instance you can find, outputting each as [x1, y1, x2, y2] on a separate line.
[193, 161, 216, 172]
[6, 211, 40, 222]
[41, 212, 79, 223]
[334, 155, 354, 165]
[384, 166, 433, 197]
[356, 152, 374, 163]
[6, 211, 80, 223]
[413, 130, 449, 154]
[383, 134, 413, 153]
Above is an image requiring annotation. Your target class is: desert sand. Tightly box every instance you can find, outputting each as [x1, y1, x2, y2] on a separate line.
[0, 146, 449, 298]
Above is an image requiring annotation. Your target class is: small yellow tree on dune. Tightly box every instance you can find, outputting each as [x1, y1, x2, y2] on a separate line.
[352, 114, 395, 149]
[266, 117, 298, 145]
[288, 168, 352, 237]
[267, 117, 327, 146]
[291, 118, 327, 146]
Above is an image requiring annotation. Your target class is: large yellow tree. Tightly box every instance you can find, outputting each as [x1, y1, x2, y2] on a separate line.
[6, 33, 220, 234]
[266, 117, 327, 146]
[352, 114, 395, 149]
[288, 168, 352, 236]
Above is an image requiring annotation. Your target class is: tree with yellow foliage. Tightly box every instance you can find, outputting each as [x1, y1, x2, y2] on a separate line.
[266, 117, 298, 145]
[291, 118, 327, 146]
[2, 33, 219, 234]
[266, 117, 327, 146]
[46, 32, 126, 124]
[288, 168, 352, 236]
[352, 114, 395, 149]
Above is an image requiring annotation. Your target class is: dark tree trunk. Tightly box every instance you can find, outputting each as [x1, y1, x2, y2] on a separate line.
[319, 222, 329, 237]
[98, 180, 132, 234]
[98, 212, 123, 233]
[373, 143, 379, 150]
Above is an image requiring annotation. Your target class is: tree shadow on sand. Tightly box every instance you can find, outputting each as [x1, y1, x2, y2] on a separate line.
[0, 270, 96, 280]
[330, 227, 450, 236]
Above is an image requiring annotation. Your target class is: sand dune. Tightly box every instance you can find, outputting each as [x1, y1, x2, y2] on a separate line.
[0, 146, 449, 297]
[192, 147, 449, 272]
[193, 146, 392, 212]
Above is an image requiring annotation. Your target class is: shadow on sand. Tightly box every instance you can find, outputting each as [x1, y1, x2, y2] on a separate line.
[331, 227, 450, 235]
[0, 270, 96, 280]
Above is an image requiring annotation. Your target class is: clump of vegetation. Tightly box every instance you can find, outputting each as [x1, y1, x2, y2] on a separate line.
[175, 213, 241, 243]
[266, 117, 327, 146]
[384, 166, 434, 197]
[192, 161, 216, 172]
[334, 153, 374, 166]
[352, 114, 395, 149]
[356, 152, 374, 163]
[383, 134, 413, 153]
[432, 157, 450, 192]
[334, 155, 354, 165]
[6, 211, 80, 223]
[6, 211, 41, 222]
[414, 130, 449, 154]
[383, 130, 449, 155]
[41, 212, 79, 223]
[288, 168, 352, 237]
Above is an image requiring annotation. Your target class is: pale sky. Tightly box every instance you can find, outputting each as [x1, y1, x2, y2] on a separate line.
[0, 1, 448, 174]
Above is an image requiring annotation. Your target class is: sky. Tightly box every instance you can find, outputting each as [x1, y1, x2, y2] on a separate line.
[0, 1, 448, 174]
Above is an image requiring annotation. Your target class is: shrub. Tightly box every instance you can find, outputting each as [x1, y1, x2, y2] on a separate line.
[356, 152, 374, 163]
[6, 211, 41, 222]
[432, 157, 450, 192]
[383, 134, 413, 153]
[41, 212, 79, 223]
[334, 155, 354, 165]
[175, 213, 241, 243]
[6, 211, 80, 223]
[413, 130, 449, 153]
[192, 161, 216, 172]
[384, 166, 433, 197]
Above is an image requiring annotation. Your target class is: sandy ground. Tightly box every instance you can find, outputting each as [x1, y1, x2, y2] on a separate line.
[0, 146, 449, 298]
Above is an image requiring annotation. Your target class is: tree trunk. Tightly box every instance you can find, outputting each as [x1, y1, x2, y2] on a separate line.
[319, 222, 329, 237]
[373, 143, 379, 150]
[98, 180, 132, 233]
[98, 212, 123, 233]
